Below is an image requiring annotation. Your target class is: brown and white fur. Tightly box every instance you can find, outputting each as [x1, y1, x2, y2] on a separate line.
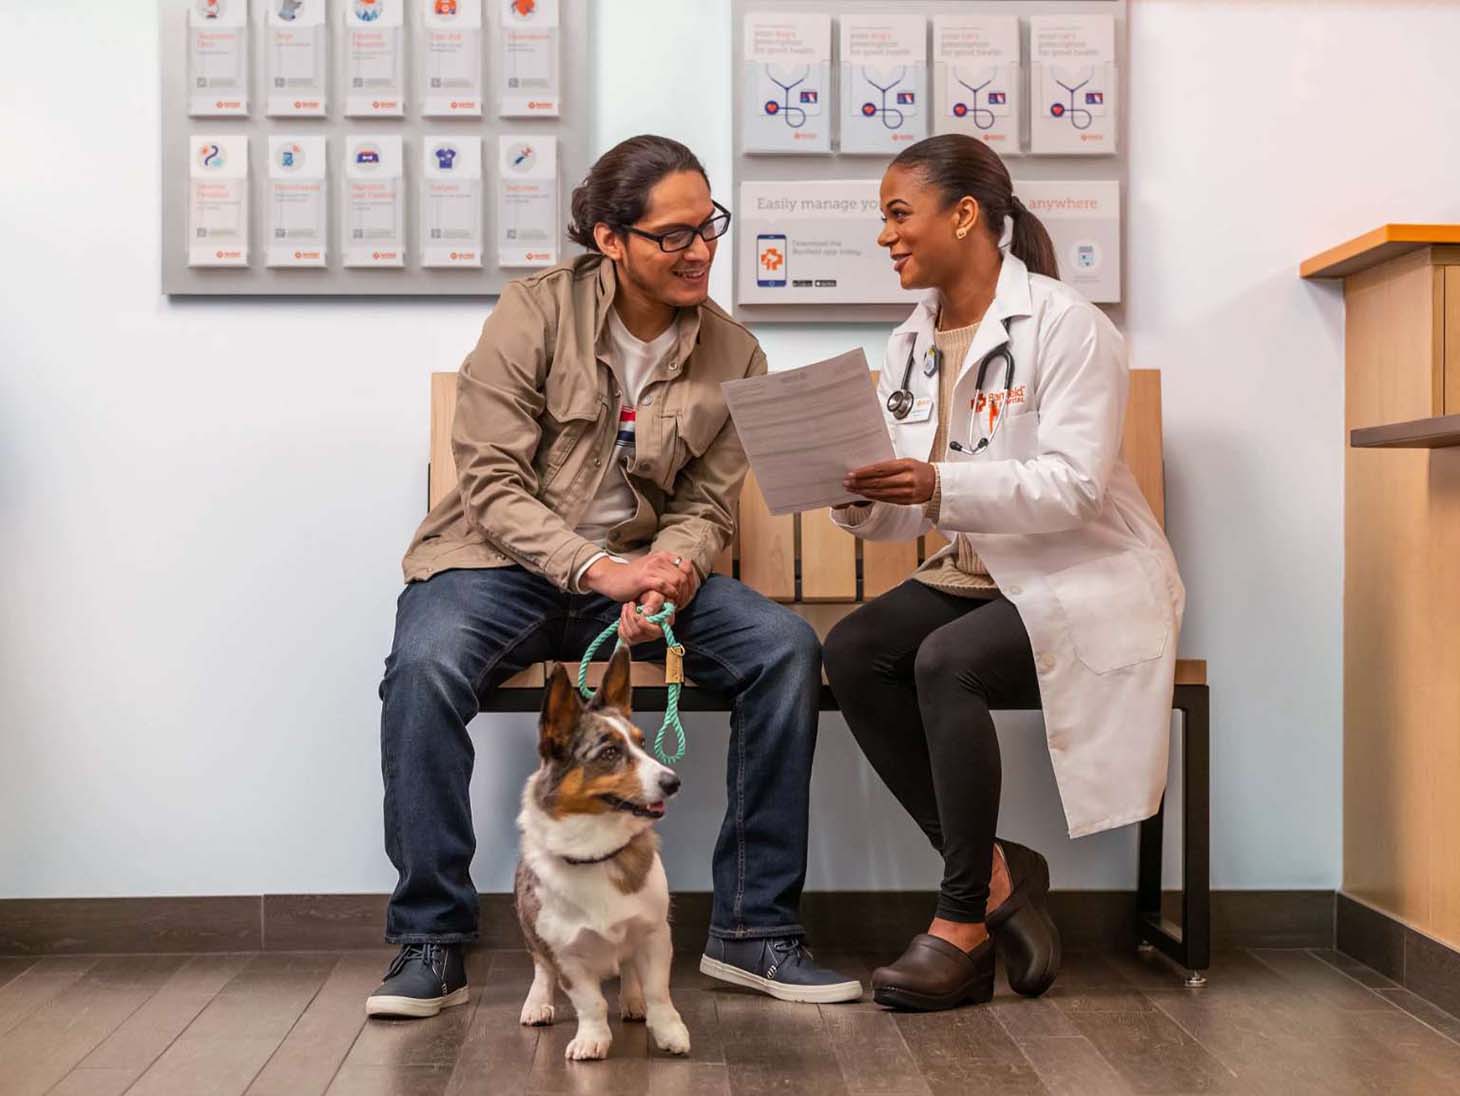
[514, 646, 690, 1061]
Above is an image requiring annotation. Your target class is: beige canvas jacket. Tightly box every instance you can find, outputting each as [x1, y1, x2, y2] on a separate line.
[402, 254, 767, 590]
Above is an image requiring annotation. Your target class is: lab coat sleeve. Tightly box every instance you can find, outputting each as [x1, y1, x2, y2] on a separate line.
[829, 499, 931, 541]
[935, 303, 1128, 535]
[826, 357, 934, 541]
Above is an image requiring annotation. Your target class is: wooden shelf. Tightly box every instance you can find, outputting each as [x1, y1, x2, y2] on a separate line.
[1300, 224, 1460, 279]
[1350, 414, 1460, 449]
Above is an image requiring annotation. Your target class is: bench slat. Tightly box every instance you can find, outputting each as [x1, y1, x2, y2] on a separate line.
[1122, 370, 1166, 529]
[800, 507, 857, 601]
[428, 373, 459, 511]
[737, 469, 795, 601]
[863, 539, 920, 598]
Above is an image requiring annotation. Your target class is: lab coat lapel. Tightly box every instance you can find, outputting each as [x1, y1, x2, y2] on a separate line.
[951, 251, 1033, 392]
[887, 295, 942, 462]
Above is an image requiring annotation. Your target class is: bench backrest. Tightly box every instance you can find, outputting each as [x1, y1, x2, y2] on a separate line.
[428, 369, 1166, 605]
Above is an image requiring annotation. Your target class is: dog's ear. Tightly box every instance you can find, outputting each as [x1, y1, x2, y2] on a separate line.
[539, 663, 582, 759]
[587, 643, 633, 715]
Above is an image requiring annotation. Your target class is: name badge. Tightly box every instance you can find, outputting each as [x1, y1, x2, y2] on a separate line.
[899, 396, 934, 424]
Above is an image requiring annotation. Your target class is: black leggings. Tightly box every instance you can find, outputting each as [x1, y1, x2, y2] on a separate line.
[823, 580, 1041, 923]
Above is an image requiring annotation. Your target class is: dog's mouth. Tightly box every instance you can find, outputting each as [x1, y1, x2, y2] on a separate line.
[600, 795, 666, 820]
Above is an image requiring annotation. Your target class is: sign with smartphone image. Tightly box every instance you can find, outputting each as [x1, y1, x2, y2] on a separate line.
[739, 180, 919, 305]
[757, 233, 787, 287]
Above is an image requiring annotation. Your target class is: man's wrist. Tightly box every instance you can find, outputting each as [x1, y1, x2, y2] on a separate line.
[575, 552, 628, 593]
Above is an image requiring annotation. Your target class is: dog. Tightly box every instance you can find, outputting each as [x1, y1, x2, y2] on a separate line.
[513, 645, 690, 1061]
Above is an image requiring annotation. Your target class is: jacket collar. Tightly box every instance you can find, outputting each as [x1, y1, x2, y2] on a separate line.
[891, 251, 1034, 382]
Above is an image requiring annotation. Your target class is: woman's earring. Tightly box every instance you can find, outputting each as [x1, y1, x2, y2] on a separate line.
[956, 228, 968, 239]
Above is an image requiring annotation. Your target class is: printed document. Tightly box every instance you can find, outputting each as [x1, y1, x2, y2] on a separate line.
[721, 349, 894, 514]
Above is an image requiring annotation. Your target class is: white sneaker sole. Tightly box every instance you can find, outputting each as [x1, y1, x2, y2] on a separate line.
[699, 954, 863, 1004]
[365, 985, 469, 1019]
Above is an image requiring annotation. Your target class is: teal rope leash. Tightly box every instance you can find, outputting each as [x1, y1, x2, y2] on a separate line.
[577, 602, 687, 766]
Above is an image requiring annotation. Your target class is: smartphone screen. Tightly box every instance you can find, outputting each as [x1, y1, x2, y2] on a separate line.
[756, 233, 787, 287]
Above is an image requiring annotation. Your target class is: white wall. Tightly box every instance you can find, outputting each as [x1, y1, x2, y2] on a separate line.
[6, 0, 1459, 902]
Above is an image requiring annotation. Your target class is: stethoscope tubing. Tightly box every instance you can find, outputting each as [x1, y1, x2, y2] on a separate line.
[886, 339, 1017, 453]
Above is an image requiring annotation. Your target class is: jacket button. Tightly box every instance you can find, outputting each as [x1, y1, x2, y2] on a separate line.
[594, 457, 602, 467]
[642, 395, 654, 406]
[1036, 653, 1054, 673]
[1006, 584, 1023, 596]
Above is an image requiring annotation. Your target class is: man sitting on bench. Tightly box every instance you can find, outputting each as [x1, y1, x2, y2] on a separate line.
[367, 135, 863, 1019]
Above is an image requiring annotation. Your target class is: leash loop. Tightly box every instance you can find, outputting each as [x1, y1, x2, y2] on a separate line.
[577, 602, 687, 766]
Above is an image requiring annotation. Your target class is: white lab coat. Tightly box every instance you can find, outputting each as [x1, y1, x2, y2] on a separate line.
[832, 251, 1185, 838]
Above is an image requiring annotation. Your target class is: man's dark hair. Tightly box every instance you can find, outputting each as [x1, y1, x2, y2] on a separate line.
[566, 135, 709, 251]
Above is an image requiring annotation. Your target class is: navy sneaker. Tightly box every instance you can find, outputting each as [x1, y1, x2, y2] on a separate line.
[700, 936, 862, 1003]
[366, 943, 469, 1019]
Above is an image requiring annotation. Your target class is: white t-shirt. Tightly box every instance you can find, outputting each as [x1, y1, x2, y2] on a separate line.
[571, 309, 678, 584]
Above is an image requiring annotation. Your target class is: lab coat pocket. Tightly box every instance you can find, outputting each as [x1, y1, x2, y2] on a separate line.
[986, 408, 1039, 461]
[1045, 549, 1167, 674]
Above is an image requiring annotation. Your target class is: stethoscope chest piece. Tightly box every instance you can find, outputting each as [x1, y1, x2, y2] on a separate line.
[887, 346, 941, 420]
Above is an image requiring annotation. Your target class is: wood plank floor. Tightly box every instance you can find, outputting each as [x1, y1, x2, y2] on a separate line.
[4, 946, 1459, 1095]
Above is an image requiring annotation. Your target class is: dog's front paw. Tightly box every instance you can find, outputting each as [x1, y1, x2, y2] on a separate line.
[519, 1000, 556, 1026]
[619, 993, 646, 1022]
[565, 1029, 612, 1061]
[648, 1013, 691, 1056]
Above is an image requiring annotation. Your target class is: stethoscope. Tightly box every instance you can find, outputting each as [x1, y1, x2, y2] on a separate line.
[860, 66, 908, 130]
[886, 338, 1017, 455]
[764, 66, 809, 129]
[951, 67, 996, 131]
[1050, 67, 1094, 130]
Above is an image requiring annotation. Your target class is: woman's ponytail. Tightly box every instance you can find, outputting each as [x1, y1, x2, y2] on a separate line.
[891, 135, 1059, 280]
[1007, 195, 1059, 280]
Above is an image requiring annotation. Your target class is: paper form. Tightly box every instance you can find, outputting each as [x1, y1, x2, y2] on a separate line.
[188, 135, 249, 266]
[267, 136, 327, 267]
[720, 349, 894, 514]
[499, 0, 560, 117]
[188, 0, 249, 116]
[344, 134, 404, 266]
[267, 0, 327, 117]
[345, 0, 405, 116]
[421, 0, 483, 117]
[421, 136, 483, 266]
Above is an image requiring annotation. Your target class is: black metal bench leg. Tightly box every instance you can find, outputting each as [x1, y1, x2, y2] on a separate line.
[1179, 684, 1211, 983]
[1137, 793, 1164, 928]
[1134, 683, 1211, 985]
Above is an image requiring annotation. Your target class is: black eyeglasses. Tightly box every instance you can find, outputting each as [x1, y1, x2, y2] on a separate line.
[619, 201, 732, 253]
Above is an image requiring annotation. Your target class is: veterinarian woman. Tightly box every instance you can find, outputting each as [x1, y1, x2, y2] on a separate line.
[822, 134, 1185, 1012]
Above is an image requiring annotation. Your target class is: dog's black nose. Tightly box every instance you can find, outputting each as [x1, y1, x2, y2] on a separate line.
[659, 772, 681, 797]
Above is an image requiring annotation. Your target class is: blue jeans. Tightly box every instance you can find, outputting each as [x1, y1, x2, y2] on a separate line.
[379, 566, 822, 944]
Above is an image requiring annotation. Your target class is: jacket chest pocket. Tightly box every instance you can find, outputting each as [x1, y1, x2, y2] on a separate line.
[1044, 549, 1168, 674]
[538, 373, 604, 483]
[630, 408, 724, 491]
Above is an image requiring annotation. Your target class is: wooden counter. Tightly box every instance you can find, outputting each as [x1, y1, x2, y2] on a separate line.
[1305, 225, 1460, 952]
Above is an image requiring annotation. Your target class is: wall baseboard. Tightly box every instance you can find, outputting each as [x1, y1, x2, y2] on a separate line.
[0, 889, 1334, 957]
[1337, 892, 1460, 1020]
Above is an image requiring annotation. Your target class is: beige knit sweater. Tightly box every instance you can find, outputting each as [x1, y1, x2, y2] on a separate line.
[911, 321, 1000, 598]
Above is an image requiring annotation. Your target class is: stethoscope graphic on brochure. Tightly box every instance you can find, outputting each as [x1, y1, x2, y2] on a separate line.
[886, 340, 1017, 454]
[860, 66, 910, 130]
[763, 65, 810, 128]
[1049, 65, 1095, 130]
[950, 66, 997, 130]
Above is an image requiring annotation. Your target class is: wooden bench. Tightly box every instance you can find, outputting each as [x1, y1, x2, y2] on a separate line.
[427, 368, 1211, 981]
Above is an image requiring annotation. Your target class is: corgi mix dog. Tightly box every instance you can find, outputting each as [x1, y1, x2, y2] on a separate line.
[514, 646, 690, 1061]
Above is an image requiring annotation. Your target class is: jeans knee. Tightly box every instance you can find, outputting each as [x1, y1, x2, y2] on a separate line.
[382, 640, 469, 706]
[774, 612, 822, 673]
